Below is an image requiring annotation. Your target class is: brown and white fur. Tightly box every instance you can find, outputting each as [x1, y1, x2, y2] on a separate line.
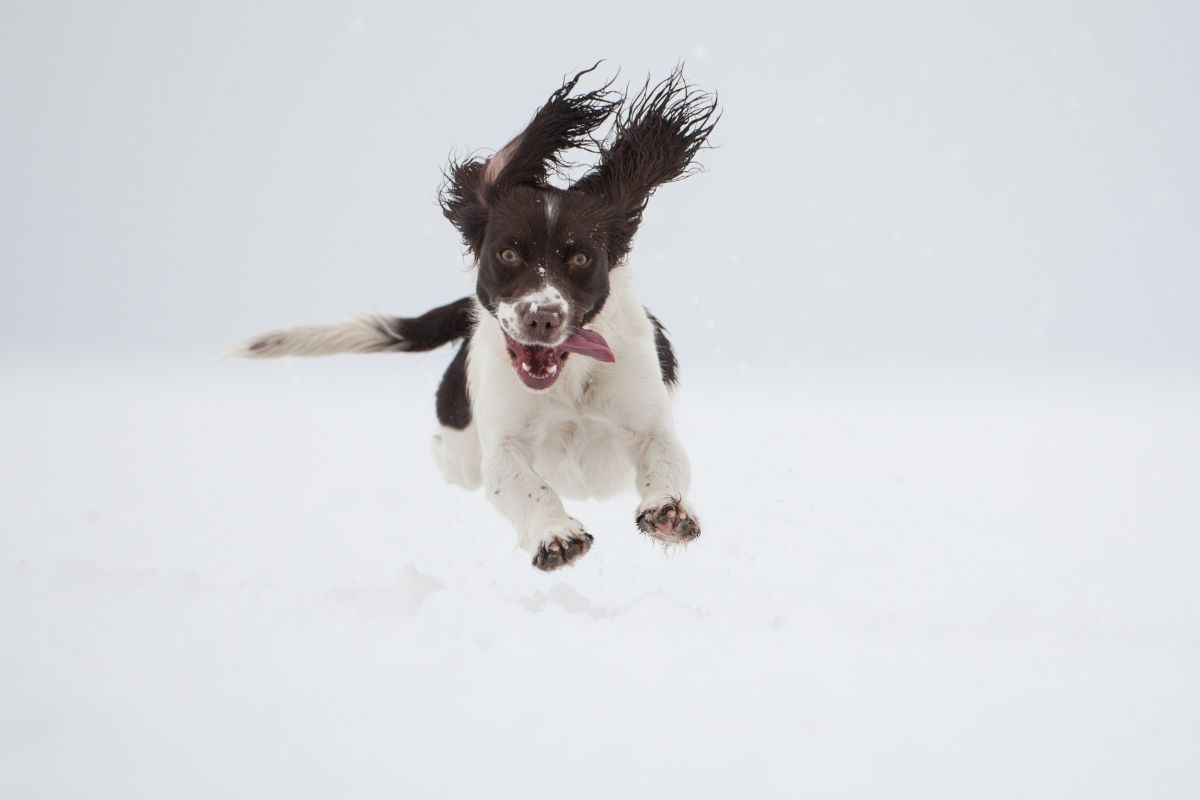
[238, 66, 718, 571]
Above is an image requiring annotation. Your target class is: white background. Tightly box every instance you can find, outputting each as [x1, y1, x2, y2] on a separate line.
[2, 1, 1198, 797]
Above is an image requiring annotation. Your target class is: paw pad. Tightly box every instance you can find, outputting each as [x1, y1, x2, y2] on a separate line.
[532, 532, 594, 572]
[636, 501, 701, 545]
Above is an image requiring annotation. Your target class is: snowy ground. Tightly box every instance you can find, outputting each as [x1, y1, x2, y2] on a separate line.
[2, 353, 1197, 798]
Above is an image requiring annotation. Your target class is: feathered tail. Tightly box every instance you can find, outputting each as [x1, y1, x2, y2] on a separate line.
[235, 297, 473, 358]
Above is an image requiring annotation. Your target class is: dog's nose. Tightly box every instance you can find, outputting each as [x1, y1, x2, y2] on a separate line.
[518, 302, 563, 335]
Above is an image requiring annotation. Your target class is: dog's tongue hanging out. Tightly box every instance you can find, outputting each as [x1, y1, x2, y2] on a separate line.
[507, 329, 615, 390]
[559, 329, 615, 362]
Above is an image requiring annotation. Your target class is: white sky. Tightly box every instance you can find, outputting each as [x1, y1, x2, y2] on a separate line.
[2, 1, 1197, 368]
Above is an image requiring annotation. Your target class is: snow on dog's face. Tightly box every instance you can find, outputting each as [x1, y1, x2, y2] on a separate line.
[438, 65, 717, 390]
[477, 186, 616, 390]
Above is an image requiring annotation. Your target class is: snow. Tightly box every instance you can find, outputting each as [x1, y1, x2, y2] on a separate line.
[2, 354, 1198, 798]
[3, 1, 1199, 795]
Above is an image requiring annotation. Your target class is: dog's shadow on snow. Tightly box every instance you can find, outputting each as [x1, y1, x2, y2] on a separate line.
[521, 583, 617, 619]
[521, 583, 702, 620]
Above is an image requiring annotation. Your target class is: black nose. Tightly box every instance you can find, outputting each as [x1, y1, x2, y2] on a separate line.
[518, 302, 563, 335]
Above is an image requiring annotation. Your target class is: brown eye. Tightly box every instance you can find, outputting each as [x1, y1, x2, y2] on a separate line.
[570, 252, 590, 268]
[499, 248, 519, 264]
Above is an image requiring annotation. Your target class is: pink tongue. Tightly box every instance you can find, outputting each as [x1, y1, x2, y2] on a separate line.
[560, 329, 615, 363]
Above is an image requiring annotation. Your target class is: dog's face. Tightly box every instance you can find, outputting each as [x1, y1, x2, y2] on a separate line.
[440, 66, 717, 390]
[476, 186, 617, 389]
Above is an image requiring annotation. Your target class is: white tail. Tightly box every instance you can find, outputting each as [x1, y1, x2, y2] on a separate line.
[234, 316, 405, 358]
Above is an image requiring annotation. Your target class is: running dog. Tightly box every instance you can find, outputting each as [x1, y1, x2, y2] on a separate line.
[240, 66, 719, 571]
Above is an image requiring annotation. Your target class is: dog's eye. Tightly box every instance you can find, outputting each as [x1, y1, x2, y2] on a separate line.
[498, 248, 520, 265]
[570, 252, 590, 268]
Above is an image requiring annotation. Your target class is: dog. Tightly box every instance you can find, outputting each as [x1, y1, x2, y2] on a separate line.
[238, 66, 718, 571]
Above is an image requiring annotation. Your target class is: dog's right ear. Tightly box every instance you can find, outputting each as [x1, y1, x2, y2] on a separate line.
[439, 65, 619, 258]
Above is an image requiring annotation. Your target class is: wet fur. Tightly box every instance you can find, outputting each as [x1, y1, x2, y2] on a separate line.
[239, 66, 717, 571]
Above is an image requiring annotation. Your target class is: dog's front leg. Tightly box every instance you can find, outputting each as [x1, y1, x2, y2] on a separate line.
[482, 440, 593, 571]
[633, 428, 702, 545]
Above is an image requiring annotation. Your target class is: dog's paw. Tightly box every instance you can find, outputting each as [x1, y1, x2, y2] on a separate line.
[531, 525, 594, 572]
[636, 498, 702, 546]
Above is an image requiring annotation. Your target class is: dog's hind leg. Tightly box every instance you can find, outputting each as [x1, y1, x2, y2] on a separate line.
[431, 341, 482, 489]
[432, 423, 482, 490]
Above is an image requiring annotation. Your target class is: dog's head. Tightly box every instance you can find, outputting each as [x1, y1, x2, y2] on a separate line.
[440, 66, 718, 390]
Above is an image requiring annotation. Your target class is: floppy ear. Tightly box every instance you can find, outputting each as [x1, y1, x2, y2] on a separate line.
[439, 158, 491, 256]
[572, 67, 719, 261]
[439, 65, 620, 256]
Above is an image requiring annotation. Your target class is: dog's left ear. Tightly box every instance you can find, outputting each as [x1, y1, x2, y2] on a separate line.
[572, 67, 719, 262]
[440, 66, 620, 257]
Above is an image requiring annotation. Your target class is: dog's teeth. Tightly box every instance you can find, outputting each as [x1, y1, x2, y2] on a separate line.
[521, 362, 532, 373]
[547, 364, 558, 376]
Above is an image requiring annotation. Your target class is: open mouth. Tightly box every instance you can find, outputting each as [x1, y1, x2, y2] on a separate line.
[503, 328, 615, 390]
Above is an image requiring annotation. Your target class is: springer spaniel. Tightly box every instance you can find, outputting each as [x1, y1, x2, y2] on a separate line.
[240, 66, 719, 571]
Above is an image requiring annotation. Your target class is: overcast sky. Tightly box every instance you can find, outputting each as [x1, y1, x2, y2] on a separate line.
[2, 1, 1196, 369]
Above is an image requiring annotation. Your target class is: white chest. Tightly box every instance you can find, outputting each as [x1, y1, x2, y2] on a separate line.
[526, 398, 633, 500]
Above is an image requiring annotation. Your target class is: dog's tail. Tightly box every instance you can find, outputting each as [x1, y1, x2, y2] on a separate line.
[235, 297, 474, 358]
